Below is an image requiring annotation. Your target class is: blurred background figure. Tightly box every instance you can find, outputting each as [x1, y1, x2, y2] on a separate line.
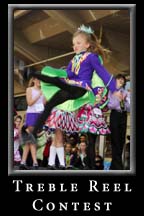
[14, 115, 22, 165]
[108, 74, 130, 170]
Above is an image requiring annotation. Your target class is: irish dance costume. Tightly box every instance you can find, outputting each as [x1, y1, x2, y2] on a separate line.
[77, 104, 110, 135]
[42, 52, 111, 135]
[31, 51, 116, 137]
[40, 51, 116, 112]
[45, 108, 79, 134]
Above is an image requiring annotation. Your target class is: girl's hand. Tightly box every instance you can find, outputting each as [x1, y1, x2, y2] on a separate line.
[96, 94, 102, 101]
[123, 93, 128, 101]
[94, 95, 102, 105]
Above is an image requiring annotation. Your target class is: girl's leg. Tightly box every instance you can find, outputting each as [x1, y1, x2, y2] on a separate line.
[48, 144, 57, 167]
[87, 133, 97, 169]
[56, 147, 65, 168]
[33, 88, 86, 136]
[55, 129, 65, 168]
[21, 144, 30, 164]
[47, 131, 57, 167]
[29, 144, 38, 165]
[31, 71, 87, 97]
[31, 72, 68, 90]
[19, 144, 30, 169]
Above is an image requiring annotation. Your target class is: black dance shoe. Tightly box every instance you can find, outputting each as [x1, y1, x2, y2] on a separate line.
[19, 164, 30, 170]
[58, 165, 66, 170]
[47, 165, 57, 170]
[31, 164, 39, 170]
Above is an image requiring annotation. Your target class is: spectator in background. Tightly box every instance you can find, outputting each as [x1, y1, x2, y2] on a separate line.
[14, 115, 22, 165]
[108, 74, 130, 170]
[75, 141, 89, 169]
[20, 77, 46, 170]
[95, 155, 104, 170]
[64, 143, 78, 169]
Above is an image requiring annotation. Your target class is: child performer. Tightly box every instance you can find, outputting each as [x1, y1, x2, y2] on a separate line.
[25, 24, 120, 138]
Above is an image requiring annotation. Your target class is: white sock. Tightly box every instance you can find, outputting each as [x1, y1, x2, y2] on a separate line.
[48, 145, 56, 166]
[20, 161, 26, 165]
[56, 146, 65, 166]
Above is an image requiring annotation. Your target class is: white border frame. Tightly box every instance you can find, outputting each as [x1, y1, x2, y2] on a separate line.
[8, 4, 136, 176]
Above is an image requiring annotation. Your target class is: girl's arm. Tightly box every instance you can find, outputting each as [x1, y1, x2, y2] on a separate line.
[43, 95, 47, 105]
[90, 54, 117, 93]
[26, 88, 42, 106]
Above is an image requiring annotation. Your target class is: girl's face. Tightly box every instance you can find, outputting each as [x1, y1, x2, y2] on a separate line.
[33, 78, 41, 87]
[65, 144, 72, 153]
[14, 118, 21, 128]
[116, 78, 125, 88]
[72, 34, 90, 54]
[80, 135, 86, 142]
